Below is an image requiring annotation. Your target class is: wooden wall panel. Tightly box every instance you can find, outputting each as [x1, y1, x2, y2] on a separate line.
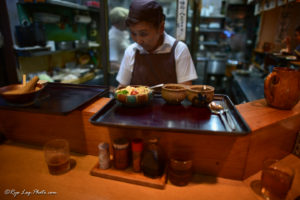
[243, 115, 299, 179]
[80, 125, 251, 180]
[0, 109, 88, 153]
[257, 3, 300, 51]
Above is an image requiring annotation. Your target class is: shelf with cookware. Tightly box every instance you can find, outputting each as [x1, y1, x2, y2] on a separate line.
[194, 15, 227, 89]
[15, 45, 97, 57]
[14, 0, 102, 84]
[18, 0, 99, 13]
[198, 15, 225, 50]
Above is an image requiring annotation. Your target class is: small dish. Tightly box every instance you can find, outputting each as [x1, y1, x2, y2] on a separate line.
[114, 85, 153, 107]
[161, 84, 187, 104]
[0, 83, 45, 105]
[186, 85, 214, 107]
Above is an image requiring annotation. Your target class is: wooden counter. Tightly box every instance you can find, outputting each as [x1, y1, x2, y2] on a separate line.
[0, 141, 299, 200]
[0, 97, 300, 180]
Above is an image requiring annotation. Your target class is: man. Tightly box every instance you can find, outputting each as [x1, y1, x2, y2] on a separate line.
[116, 0, 197, 86]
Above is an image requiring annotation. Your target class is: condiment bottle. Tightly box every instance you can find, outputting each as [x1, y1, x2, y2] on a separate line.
[141, 138, 165, 178]
[131, 138, 143, 172]
[113, 138, 129, 170]
[98, 142, 110, 169]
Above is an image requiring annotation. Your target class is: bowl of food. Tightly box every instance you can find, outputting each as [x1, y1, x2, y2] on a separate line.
[161, 84, 187, 104]
[0, 83, 45, 105]
[114, 85, 153, 107]
[186, 85, 214, 107]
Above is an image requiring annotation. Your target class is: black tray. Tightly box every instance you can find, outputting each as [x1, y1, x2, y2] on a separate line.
[0, 83, 108, 115]
[90, 95, 251, 135]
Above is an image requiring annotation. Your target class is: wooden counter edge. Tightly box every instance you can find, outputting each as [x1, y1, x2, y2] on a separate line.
[236, 98, 300, 132]
[82, 97, 111, 115]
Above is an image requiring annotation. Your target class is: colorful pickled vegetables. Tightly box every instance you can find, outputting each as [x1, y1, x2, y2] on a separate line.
[116, 86, 151, 96]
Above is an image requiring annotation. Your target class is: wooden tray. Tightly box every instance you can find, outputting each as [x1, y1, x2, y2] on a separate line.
[90, 95, 251, 135]
[90, 162, 166, 189]
[0, 82, 108, 115]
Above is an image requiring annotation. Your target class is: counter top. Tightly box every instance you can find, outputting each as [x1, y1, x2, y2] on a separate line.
[236, 97, 300, 131]
[1, 95, 300, 183]
[232, 71, 265, 102]
[1, 141, 299, 200]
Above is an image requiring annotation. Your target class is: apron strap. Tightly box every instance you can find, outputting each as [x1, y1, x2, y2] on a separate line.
[171, 40, 179, 53]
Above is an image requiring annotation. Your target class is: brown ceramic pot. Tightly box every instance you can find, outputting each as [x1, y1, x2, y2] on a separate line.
[161, 84, 187, 104]
[186, 85, 214, 107]
[264, 67, 300, 109]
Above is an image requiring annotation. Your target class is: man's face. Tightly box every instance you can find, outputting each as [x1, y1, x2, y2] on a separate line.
[129, 21, 164, 53]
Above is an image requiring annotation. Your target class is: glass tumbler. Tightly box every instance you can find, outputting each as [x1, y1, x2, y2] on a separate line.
[44, 139, 70, 175]
[261, 159, 294, 200]
[169, 158, 193, 186]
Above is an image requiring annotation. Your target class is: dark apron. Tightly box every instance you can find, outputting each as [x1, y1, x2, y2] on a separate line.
[130, 41, 178, 86]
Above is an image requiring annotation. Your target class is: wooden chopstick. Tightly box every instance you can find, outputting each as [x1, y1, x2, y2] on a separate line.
[22, 74, 26, 87]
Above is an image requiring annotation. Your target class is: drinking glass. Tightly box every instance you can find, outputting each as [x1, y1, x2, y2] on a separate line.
[261, 159, 294, 200]
[44, 139, 70, 175]
[169, 157, 193, 186]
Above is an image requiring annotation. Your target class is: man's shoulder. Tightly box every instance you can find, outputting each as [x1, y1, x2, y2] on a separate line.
[164, 33, 188, 51]
[176, 40, 188, 49]
[174, 40, 189, 56]
[124, 43, 137, 57]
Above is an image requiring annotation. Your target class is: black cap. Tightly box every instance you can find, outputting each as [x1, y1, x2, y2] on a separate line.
[126, 0, 165, 27]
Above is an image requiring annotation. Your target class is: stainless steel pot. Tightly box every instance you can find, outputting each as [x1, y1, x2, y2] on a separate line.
[206, 59, 227, 75]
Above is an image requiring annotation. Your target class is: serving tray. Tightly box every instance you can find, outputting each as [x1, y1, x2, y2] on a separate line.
[90, 95, 251, 135]
[0, 83, 108, 115]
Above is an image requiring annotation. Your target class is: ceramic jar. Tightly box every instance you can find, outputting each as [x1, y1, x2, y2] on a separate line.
[264, 67, 300, 110]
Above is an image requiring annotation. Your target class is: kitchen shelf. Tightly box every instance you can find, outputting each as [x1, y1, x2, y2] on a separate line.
[199, 41, 220, 46]
[200, 15, 226, 19]
[197, 57, 209, 62]
[15, 47, 91, 57]
[199, 28, 224, 33]
[61, 72, 96, 84]
[18, 0, 99, 12]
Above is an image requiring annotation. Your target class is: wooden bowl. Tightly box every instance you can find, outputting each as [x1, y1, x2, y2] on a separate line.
[0, 83, 45, 105]
[114, 85, 153, 107]
[161, 84, 187, 104]
[186, 85, 214, 107]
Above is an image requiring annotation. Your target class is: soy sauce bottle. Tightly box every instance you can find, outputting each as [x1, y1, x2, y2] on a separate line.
[141, 138, 164, 178]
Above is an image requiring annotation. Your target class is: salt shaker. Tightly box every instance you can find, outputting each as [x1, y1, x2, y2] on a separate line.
[98, 142, 110, 169]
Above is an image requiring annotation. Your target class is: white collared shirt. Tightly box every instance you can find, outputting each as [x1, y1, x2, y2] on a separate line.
[116, 32, 198, 85]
